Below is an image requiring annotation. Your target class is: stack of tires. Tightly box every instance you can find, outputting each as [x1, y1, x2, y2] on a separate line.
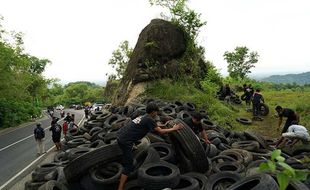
[24, 99, 310, 190]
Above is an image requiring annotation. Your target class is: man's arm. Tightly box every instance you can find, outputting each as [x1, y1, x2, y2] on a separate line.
[277, 117, 283, 131]
[154, 123, 183, 135]
[201, 129, 211, 144]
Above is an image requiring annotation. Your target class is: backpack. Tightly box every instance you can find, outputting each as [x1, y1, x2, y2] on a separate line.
[35, 127, 45, 139]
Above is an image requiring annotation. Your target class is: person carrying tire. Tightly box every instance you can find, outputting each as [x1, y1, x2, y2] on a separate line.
[183, 112, 211, 144]
[275, 106, 299, 134]
[275, 123, 310, 148]
[252, 89, 264, 119]
[116, 102, 183, 190]
[34, 122, 45, 156]
[50, 117, 62, 150]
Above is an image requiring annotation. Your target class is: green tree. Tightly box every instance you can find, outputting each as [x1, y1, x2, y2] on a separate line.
[223, 46, 259, 79]
[108, 41, 133, 79]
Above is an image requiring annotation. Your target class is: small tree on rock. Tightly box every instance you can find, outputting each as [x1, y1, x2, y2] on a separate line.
[223, 46, 259, 79]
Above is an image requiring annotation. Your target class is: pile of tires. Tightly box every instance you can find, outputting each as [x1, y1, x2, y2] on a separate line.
[24, 99, 310, 190]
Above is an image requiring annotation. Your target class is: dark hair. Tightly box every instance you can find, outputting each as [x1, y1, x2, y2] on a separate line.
[275, 105, 282, 111]
[191, 112, 203, 120]
[36, 122, 41, 127]
[146, 102, 159, 114]
[256, 89, 260, 92]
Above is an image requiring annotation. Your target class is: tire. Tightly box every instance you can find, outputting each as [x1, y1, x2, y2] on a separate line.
[211, 137, 222, 146]
[123, 105, 134, 117]
[184, 172, 208, 190]
[227, 174, 278, 190]
[173, 175, 199, 190]
[244, 130, 268, 149]
[103, 131, 118, 144]
[168, 119, 209, 173]
[25, 181, 45, 190]
[236, 117, 252, 125]
[150, 142, 176, 163]
[218, 143, 231, 151]
[184, 102, 196, 112]
[206, 172, 242, 190]
[89, 139, 105, 148]
[137, 161, 180, 190]
[67, 147, 92, 161]
[64, 143, 122, 182]
[89, 127, 103, 136]
[219, 149, 244, 164]
[212, 161, 245, 174]
[259, 103, 269, 116]
[110, 117, 131, 131]
[207, 144, 219, 158]
[147, 132, 166, 143]
[162, 106, 176, 117]
[38, 180, 68, 190]
[85, 120, 104, 128]
[211, 155, 237, 165]
[177, 111, 192, 120]
[96, 111, 112, 122]
[104, 114, 123, 129]
[67, 138, 88, 148]
[89, 162, 122, 185]
[232, 141, 260, 151]
[32, 170, 58, 182]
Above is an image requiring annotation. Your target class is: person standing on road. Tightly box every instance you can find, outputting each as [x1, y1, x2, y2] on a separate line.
[116, 103, 183, 190]
[84, 106, 89, 119]
[50, 117, 62, 150]
[183, 112, 211, 144]
[34, 122, 45, 156]
[275, 106, 299, 134]
[64, 113, 72, 123]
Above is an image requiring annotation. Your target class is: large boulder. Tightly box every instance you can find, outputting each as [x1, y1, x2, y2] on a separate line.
[113, 19, 187, 105]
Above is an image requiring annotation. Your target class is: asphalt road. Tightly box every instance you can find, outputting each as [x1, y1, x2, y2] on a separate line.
[0, 109, 84, 187]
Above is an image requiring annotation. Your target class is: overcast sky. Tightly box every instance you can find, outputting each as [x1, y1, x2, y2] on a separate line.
[1, 0, 309, 84]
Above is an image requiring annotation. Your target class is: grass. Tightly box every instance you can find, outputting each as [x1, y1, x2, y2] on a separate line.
[144, 79, 310, 139]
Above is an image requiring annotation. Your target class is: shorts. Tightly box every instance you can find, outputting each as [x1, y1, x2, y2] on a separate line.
[117, 139, 134, 175]
[52, 136, 61, 143]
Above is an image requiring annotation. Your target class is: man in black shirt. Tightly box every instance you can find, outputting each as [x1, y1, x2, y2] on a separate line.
[50, 117, 62, 150]
[252, 89, 264, 118]
[276, 106, 299, 134]
[116, 103, 183, 190]
[183, 112, 211, 144]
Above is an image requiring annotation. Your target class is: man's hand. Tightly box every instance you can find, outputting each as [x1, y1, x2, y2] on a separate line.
[205, 139, 211, 144]
[173, 123, 184, 130]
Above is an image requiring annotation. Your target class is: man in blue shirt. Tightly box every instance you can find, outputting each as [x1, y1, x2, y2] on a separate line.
[116, 102, 183, 190]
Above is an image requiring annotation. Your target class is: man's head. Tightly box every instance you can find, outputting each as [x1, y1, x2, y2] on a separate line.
[67, 113, 70, 116]
[191, 112, 203, 124]
[256, 89, 260, 93]
[36, 122, 41, 127]
[146, 102, 159, 117]
[275, 105, 283, 113]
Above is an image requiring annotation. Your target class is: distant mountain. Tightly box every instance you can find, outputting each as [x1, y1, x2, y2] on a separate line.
[261, 71, 310, 85]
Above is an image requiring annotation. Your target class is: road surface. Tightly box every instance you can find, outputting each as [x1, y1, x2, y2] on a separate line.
[0, 109, 84, 187]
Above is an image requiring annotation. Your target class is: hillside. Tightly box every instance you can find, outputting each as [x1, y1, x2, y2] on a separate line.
[261, 71, 310, 85]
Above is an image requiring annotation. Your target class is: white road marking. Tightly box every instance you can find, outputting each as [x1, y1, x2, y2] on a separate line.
[0, 115, 85, 190]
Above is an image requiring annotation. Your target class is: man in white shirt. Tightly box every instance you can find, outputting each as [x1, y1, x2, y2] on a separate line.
[275, 124, 310, 148]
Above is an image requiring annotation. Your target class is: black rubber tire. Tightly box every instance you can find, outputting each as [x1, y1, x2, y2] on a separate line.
[67, 147, 92, 161]
[104, 114, 123, 129]
[146, 132, 166, 143]
[162, 106, 176, 117]
[207, 144, 219, 158]
[133, 147, 161, 170]
[54, 152, 68, 163]
[32, 170, 58, 182]
[184, 102, 196, 112]
[218, 143, 231, 151]
[38, 180, 68, 190]
[233, 149, 254, 166]
[89, 139, 105, 148]
[150, 142, 176, 163]
[226, 173, 278, 190]
[168, 119, 209, 173]
[24, 181, 45, 190]
[137, 161, 180, 190]
[67, 138, 88, 148]
[211, 137, 222, 146]
[184, 172, 208, 190]
[288, 180, 310, 190]
[64, 143, 122, 182]
[110, 117, 131, 131]
[89, 127, 103, 137]
[89, 162, 122, 185]
[259, 103, 269, 116]
[206, 171, 242, 190]
[123, 105, 134, 117]
[173, 175, 199, 190]
[177, 110, 192, 120]
[211, 155, 237, 165]
[85, 120, 104, 128]
[103, 131, 118, 144]
[231, 140, 260, 151]
[244, 130, 268, 149]
[212, 161, 245, 174]
[236, 117, 252, 125]
[96, 111, 112, 122]
[219, 149, 244, 164]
